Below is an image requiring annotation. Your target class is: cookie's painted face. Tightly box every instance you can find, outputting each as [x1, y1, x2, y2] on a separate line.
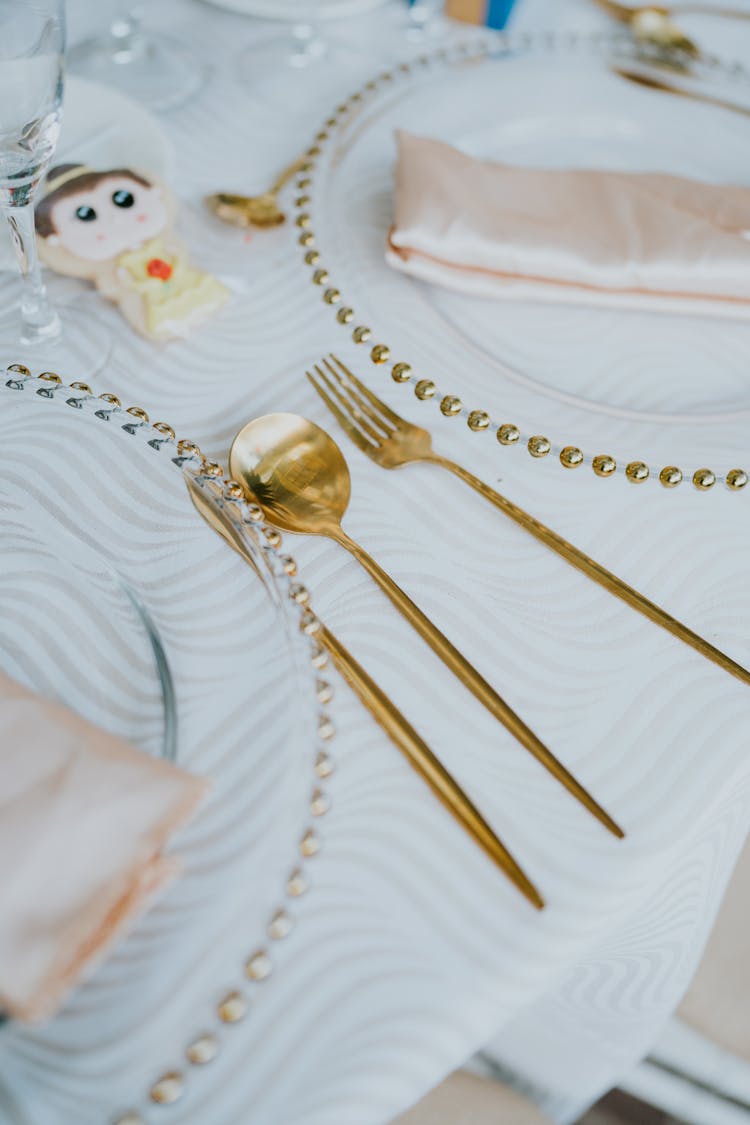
[49, 176, 167, 261]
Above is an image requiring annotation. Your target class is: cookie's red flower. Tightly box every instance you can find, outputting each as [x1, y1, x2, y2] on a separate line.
[147, 257, 173, 281]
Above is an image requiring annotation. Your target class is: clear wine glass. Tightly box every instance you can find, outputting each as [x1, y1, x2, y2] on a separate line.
[0, 1, 112, 380]
[68, 2, 203, 113]
[237, 0, 389, 111]
[0, 0, 66, 356]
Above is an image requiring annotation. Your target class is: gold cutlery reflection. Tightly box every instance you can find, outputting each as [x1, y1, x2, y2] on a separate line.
[205, 156, 306, 229]
[187, 474, 544, 909]
[307, 355, 750, 692]
[592, 0, 699, 53]
[614, 64, 750, 117]
[228, 412, 623, 840]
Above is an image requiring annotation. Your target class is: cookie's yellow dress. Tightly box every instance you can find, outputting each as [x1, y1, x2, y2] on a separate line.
[117, 237, 229, 339]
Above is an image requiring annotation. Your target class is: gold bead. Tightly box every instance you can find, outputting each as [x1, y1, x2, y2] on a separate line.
[300, 160, 314, 173]
[186, 1034, 219, 1066]
[268, 909, 293, 940]
[177, 438, 201, 457]
[99, 392, 121, 407]
[625, 460, 649, 483]
[299, 231, 314, 247]
[316, 679, 333, 704]
[245, 950, 272, 981]
[560, 445, 583, 469]
[312, 268, 329, 285]
[467, 410, 490, 432]
[414, 379, 436, 400]
[325, 117, 337, 128]
[497, 423, 520, 446]
[153, 422, 175, 438]
[7, 363, 31, 376]
[201, 461, 224, 478]
[297, 175, 312, 189]
[70, 381, 92, 394]
[315, 749, 334, 778]
[244, 503, 263, 522]
[726, 468, 748, 490]
[316, 130, 329, 141]
[352, 326, 371, 344]
[295, 194, 310, 208]
[371, 343, 390, 364]
[150, 1072, 184, 1105]
[593, 454, 616, 477]
[310, 644, 327, 669]
[391, 362, 412, 383]
[693, 467, 716, 490]
[365, 80, 377, 90]
[300, 828, 320, 857]
[659, 465, 683, 488]
[300, 609, 321, 636]
[304, 249, 320, 266]
[39, 371, 62, 383]
[281, 555, 297, 576]
[440, 395, 462, 417]
[217, 991, 247, 1023]
[323, 288, 341, 305]
[528, 435, 551, 458]
[224, 481, 244, 501]
[263, 526, 282, 548]
[337, 306, 354, 324]
[307, 145, 321, 157]
[318, 715, 335, 741]
[310, 788, 330, 817]
[287, 868, 308, 896]
[290, 583, 310, 605]
[296, 213, 311, 229]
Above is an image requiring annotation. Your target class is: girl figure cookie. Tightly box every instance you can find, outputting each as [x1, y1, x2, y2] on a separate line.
[36, 164, 229, 340]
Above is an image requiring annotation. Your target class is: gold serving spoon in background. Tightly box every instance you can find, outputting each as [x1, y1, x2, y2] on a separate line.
[229, 412, 623, 839]
[592, 0, 699, 54]
[205, 156, 305, 229]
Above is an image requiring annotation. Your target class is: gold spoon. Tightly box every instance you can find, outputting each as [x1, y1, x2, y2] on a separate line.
[614, 63, 750, 116]
[592, 0, 700, 53]
[205, 156, 306, 229]
[187, 476, 544, 909]
[229, 413, 623, 839]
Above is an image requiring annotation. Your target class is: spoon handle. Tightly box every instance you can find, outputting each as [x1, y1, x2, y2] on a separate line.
[333, 527, 623, 839]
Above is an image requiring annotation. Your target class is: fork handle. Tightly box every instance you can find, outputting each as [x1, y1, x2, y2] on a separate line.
[331, 525, 623, 839]
[432, 454, 750, 688]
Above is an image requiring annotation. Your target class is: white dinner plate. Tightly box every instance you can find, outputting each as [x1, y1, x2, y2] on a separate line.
[0, 76, 173, 272]
[199, 0, 389, 18]
[302, 33, 750, 490]
[0, 371, 330, 1123]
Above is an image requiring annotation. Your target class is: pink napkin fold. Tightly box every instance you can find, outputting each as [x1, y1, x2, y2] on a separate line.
[386, 130, 750, 318]
[0, 671, 209, 1023]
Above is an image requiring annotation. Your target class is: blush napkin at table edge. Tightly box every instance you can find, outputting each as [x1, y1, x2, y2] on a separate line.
[0, 671, 210, 1024]
[386, 130, 750, 318]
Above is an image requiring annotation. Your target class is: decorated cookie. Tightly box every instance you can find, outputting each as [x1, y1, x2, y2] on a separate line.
[36, 164, 229, 340]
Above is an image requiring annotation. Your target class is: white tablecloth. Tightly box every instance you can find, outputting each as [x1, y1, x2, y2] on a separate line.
[1, 2, 750, 1123]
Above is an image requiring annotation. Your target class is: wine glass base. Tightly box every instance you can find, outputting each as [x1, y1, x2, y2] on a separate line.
[0, 296, 114, 384]
[237, 33, 374, 112]
[68, 30, 204, 113]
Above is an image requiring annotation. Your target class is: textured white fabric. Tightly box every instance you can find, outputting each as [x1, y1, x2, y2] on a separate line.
[0, 2, 748, 1124]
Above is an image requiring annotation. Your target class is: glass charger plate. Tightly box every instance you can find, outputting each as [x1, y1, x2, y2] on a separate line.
[0, 372, 331, 1123]
[301, 33, 750, 491]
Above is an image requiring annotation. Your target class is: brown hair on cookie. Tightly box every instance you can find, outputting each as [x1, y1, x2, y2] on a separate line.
[36, 165, 152, 238]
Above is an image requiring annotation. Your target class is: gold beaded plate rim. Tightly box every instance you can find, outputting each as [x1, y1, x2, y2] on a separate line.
[0, 367, 337, 1123]
[293, 31, 749, 495]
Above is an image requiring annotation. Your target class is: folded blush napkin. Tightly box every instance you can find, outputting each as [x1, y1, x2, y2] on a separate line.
[0, 671, 210, 1022]
[387, 131, 750, 318]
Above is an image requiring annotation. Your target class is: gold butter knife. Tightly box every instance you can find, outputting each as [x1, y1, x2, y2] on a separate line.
[187, 474, 545, 910]
[614, 64, 750, 117]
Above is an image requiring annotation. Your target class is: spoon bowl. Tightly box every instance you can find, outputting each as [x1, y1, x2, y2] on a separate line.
[229, 413, 351, 536]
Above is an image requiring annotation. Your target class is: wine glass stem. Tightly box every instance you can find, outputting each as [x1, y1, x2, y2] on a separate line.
[110, 2, 144, 63]
[3, 202, 60, 346]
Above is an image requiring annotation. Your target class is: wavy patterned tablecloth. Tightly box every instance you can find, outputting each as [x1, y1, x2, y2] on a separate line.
[1, 1, 749, 1123]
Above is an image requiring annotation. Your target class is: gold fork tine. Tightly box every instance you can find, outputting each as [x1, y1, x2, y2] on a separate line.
[329, 353, 405, 430]
[306, 369, 377, 458]
[322, 356, 398, 437]
[313, 363, 389, 446]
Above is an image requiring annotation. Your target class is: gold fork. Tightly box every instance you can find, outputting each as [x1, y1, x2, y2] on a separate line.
[307, 355, 750, 690]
